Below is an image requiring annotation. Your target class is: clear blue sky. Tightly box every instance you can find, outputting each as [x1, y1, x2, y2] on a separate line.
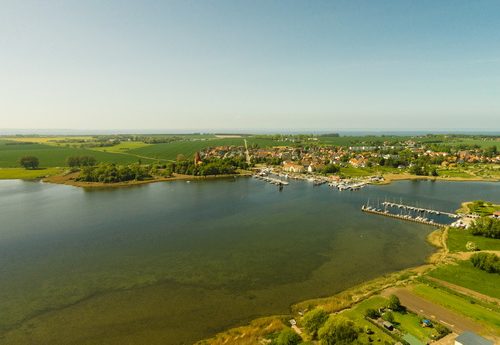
[1, 0, 499, 132]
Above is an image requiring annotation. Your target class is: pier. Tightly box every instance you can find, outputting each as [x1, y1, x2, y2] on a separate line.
[254, 174, 289, 186]
[381, 202, 459, 218]
[361, 205, 446, 227]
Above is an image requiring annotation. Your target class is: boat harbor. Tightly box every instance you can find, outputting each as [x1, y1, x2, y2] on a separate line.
[361, 205, 447, 226]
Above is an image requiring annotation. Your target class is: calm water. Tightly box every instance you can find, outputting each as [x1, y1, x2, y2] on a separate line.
[0, 178, 498, 344]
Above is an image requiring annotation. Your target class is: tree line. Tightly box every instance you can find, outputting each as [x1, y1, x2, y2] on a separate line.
[470, 217, 500, 239]
[470, 252, 499, 273]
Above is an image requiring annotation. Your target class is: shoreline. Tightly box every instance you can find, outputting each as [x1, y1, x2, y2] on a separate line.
[196, 227, 448, 344]
[41, 170, 253, 188]
[36, 170, 500, 188]
[375, 173, 499, 185]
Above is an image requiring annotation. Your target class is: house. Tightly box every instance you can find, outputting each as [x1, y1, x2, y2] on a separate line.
[492, 211, 500, 219]
[454, 331, 493, 345]
[382, 321, 394, 331]
[282, 161, 305, 173]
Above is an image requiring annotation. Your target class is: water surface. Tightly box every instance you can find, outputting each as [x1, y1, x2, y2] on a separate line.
[0, 178, 498, 344]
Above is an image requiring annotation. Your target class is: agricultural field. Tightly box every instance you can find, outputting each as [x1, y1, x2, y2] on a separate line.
[91, 141, 152, 153]
[0, 140, 153, 168]
[4, 136, 94, 145]
[428, 261, 500, 299]
[128, 137, 279, 161]
[447, 228, 500, 253]
[411, 284, 500, 331]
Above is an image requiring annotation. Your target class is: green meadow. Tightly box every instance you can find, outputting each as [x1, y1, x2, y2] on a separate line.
[428, 260, 500, 299]
[412, 284, 500, 331]
[447, 228, 500, 253]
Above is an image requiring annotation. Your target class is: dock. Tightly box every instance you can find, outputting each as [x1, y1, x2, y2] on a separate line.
[254, 174, 289, 185]
[361, 206, 446, 227]
[381, 202, 459, 218]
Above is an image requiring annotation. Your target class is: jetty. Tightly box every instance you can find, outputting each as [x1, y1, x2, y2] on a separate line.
[361, 205, 446, 227]
[381, 202, 459, 218]
[253, 174, 289, 186]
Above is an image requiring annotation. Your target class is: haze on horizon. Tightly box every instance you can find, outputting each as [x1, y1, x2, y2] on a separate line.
[1, 1, 499, 132]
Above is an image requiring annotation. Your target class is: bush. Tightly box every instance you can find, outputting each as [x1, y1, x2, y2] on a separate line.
[302, 308, 329, 339]
[274, 328, 301, 345]
[66, 156, 97, 167]
[317, 316, 358, 345]
[469, 217, 500, 239]
[364, 308, 380, 319]
[470, 252, 500, 273]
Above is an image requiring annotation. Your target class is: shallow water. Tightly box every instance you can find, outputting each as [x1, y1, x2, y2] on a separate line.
[0, 178, 498, 344]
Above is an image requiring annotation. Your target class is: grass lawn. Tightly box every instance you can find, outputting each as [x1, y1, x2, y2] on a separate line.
[412, 284, 500, 330]
[436, 168, 475, 178]
[392, 311, 436, 342]
[0, 167, 63, 179]
[464, 201, 500, 216]
[427, 261, 500, 299]
[340, 296, 396, 344]
[447, 228, 500, 252]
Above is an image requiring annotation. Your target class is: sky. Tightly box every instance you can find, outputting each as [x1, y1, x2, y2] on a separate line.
[1, 0, 500, 132]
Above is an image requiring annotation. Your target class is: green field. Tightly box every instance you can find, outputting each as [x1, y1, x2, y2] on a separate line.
[91, 141, 152, 153]
[340, 296, 396, 344]
[0, 168, 63, 179]
[428, 261, 500, 299]
[0, 141, 153, 167]
[128, 137, 279, 161]
[447, 228, 500, 252]
[412, 284, 500, 330]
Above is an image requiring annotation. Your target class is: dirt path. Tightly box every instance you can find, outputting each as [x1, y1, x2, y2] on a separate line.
[426, 277, 500, 305]
[382, 287, 484, 334]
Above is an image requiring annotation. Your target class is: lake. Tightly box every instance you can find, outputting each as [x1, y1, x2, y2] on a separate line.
[0, 178, 498, 344]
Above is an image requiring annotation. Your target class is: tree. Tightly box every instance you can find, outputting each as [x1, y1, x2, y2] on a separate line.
[387, 295, 401, 311]
[302, 308, 329, 339]
[275, 328, 301, 345]
[364, 308, 380, 319]
[19, 156, 39, 169]
[382, 312, 394, 323]
[318, 316, 358, 345]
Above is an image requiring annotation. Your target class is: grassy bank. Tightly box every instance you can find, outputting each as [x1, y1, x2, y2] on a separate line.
[0, 167, 63, 180]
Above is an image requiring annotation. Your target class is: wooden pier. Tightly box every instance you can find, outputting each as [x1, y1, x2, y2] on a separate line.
[361, 206, 446, 227]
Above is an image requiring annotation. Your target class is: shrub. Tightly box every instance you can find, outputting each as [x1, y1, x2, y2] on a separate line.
[470, 252, 500, 273]
[318, 316, 358, 345]
[302, 308, 329, 339]
[364, 308, 380, 319]
[274, 328, 301, 345]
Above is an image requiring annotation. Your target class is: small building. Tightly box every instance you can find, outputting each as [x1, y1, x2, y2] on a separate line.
[383, 321, 394, 331]
[455, 331, 493, 345]
[421, 319, 432, 327]
[492, 211, 500, 219]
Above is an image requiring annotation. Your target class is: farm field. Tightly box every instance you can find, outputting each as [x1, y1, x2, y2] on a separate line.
[446, 228, 500, 253]
[91, 141, 152, 153]
[428, 261, 500, 299]
[411, 284, 500, 331]
[0, 141, 153, 167]
[128, 137, 279, 161]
